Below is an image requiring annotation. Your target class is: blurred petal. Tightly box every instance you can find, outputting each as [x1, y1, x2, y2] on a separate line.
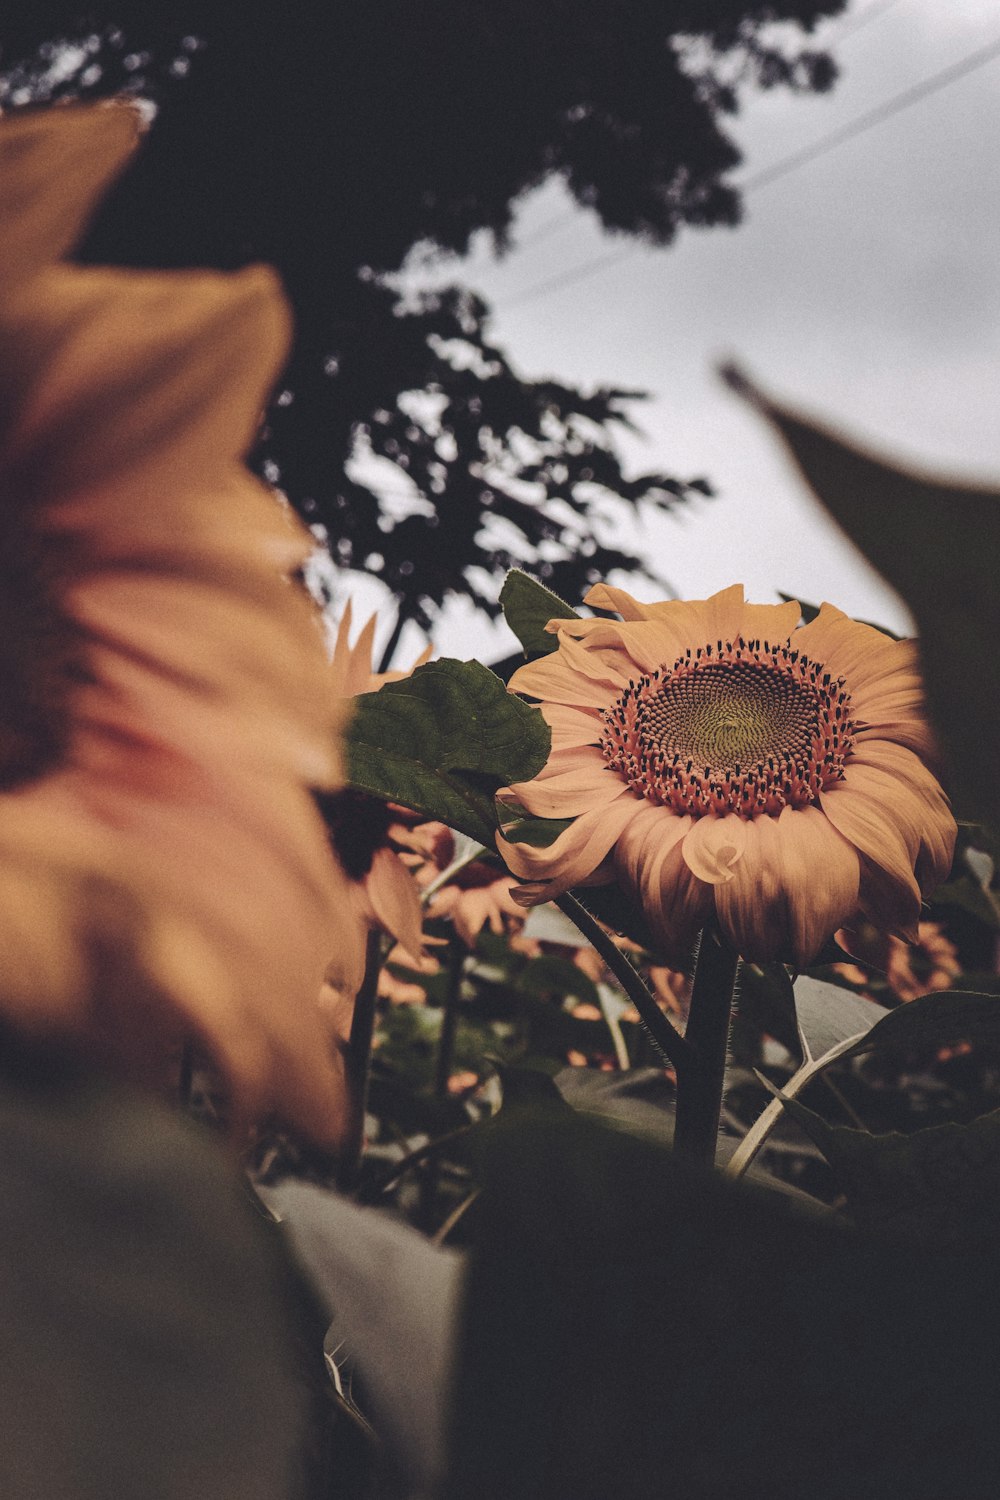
[0, 106, 360, 1143]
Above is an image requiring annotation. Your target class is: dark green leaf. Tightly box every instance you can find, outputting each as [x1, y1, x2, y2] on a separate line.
[778, 1094, 1000, 1245]
[846, 988, 1000, 1059]
[738, 962, 800, 1059]
[346, 659, 550, 845]
[499, 568, 581, 658]
[731, 367, 1000, 827]
[497, 811, 575, 848]
[933, 878, 1000, 930]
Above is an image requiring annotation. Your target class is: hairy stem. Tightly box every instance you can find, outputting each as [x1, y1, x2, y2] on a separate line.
[337, 927, 384, 1193]
[674, 929, 741, 1168]
[434, 941, 466, 1099]
[554, 893, 691, 1072]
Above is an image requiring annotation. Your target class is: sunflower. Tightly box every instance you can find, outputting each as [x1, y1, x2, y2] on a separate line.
[0, 104, 361, 1143]
[497, 583, 956, 967]
[322, 601, 431, 968]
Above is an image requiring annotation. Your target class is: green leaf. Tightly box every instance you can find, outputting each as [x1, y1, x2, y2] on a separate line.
[778, 1095, 1000, 1245]
[499, 568, 581, 657]
[737, 962, 800, 1059]
[497, 810, 575, 848]
[726, 978, 886, 1181]
[793, 976, 887, 1064]
[730, 366, 1000, 827]
[450, 1108, 1000, 1499]
[346, 659, 550, 845]
[846, 988, 1000, 1059]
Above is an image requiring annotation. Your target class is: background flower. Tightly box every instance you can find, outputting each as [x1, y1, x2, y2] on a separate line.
[0, 104, 359, 1143]
[322, 603, 430, 971]
[498, 583, 956, 966]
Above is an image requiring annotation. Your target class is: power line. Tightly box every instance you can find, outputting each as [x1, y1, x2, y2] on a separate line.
[501, 26, 1000, 311]
[741, 28, 1000, 192]
[833, 0, 905, 44]
[500, 0, 909, 269]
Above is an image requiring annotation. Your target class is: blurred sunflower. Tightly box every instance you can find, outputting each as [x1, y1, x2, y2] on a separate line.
[0, 104, 360, 1143]
[498, 583, 956, 967]
[320, 601, 431, 968]
[834, 919, 962, 1004]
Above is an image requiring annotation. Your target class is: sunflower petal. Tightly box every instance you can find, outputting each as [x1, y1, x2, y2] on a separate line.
[680, 813, 748, 885]
[498, 794, 641, 902]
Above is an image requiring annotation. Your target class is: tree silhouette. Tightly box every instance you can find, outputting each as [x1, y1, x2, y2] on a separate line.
[1, 2, 842, 646]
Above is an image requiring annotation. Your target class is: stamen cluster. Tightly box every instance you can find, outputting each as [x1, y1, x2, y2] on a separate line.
[601, 635, 854, 818]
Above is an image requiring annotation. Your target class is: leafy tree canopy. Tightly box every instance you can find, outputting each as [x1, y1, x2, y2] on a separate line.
[1, 2, 843, 641]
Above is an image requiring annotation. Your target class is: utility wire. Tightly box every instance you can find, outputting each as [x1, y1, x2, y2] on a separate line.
[500, 0, 910, 265]
[501, 27, 1000, 311]
[740, 28, 1000, 192]
[833, 0, 905, 44]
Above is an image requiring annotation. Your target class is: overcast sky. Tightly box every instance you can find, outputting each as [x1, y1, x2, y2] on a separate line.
[351, 0, 1000, 665]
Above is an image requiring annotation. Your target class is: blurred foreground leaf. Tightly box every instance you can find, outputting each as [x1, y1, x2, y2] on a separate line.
[0, 1040, 310, 1500]
[499, 569, 581, 658]
[266, 1180, 464, 1498]
[346, 659, 550, 844]
[450, 1107, 1000, 1500]
[730, 367, 1000, 827]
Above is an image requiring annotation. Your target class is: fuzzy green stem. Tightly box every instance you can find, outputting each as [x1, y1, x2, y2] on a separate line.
[337, 927, 384, 1193]
[674, 929, 741, 1167]
[554, 893, 691, 1073]
[434, 941, 466, 1099]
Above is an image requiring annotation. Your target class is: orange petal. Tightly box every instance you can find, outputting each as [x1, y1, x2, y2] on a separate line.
[0, 103, 141, 289]
[840, 742, 955, 893]
[639, 839, 713, 962]
[497, 794, 642, 901]
[680, 813, 748, 885]
[819, 779, 924, 934]
[582, 582, 650, 619]
[508, 650, 620, 711]
[549, 616, 687, 675]
[9, 263, 292, 503]
[365, 846, 425, 963]
[345, 612, 380, 696]
[715, 807, 860, 966]
[696, 585, 749, 648]
[541, 702, 604, 750]
[735, 597, 801, 648]
[513, 749, 624, 819]
[793, 605, 913, 694]
[613, 802, 692, 893]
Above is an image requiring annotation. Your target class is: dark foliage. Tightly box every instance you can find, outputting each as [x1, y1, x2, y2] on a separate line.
[1, 2, 842, 636]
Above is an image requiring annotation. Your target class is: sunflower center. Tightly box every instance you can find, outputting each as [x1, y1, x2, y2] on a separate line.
[601, 635, 854, 818]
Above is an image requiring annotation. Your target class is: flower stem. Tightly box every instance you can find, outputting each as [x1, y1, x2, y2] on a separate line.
[337, 927, 384, 1193]
[674, 929, 741, 1167]
[554, 893, 691, 1073]
[434, 940, 465, 1099]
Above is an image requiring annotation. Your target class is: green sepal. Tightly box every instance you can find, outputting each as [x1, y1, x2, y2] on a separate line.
[499, 568, 581, 658]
